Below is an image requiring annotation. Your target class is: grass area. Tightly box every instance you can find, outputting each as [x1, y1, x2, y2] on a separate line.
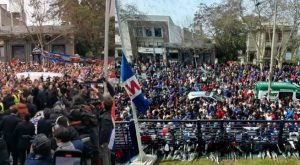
[157, 158, 300, 165]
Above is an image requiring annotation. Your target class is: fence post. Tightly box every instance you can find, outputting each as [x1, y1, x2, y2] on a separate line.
[278, 120, 284, 145]
[197, 120, 202, 140]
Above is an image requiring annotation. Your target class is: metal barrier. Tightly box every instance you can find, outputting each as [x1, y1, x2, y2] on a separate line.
[115, 120, 300, 162]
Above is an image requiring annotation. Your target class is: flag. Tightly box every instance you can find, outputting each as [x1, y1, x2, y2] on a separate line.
[121, 54, 151, 113]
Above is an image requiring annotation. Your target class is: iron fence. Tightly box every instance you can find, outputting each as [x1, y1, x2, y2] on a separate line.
[114, 120, 300, 162]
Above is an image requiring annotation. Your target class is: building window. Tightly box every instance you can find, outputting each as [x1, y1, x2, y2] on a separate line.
[135, 27, 143, 37]
[154, 27, 162, 37]
[265, 32, 273, 42]
[0, 46, 4, 57]
[12, 45, 25, 62]
[277, 32, 282, 42]
[145, 28, 152, 37]
[265, 47, 271, 57]
[157, 42, 163, 48]
[138, 42, 145, 47]
[52, 45, 66, 54]
[148, 42, 154, 47]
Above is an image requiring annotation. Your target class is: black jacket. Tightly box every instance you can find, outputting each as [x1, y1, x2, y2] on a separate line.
[27, 103, 37, 117]
[0, 114, 21, 145]
[36, 90, 47, 110]
[99, 110, 113, 145]
[13, 121, 35, 150]
[2, 94, 14, 110]
[0, 135, 10, 165]
[46, 90, 58, 108]
[37, 119, 52, 137]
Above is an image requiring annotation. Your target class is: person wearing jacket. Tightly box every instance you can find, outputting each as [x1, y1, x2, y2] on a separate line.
[53, 126, 76, 151]
[36, 85, 47, 111]
[13, 113, 35, 165]
[37, 109, 53, 137]
[99, 94, 114, 165]
[55, 115, 82, 151]
[2, 88, 15, 111]
[24, 134, 52, 165]
[0, 132, 10, 165]
[0, 108, 21, 165]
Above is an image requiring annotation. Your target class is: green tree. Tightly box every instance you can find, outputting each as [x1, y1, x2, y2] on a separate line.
[50, 0, 114, 57]
[194, 1, 247, 63]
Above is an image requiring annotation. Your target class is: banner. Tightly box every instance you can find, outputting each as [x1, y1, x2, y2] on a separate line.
[42, 51, 105, 64]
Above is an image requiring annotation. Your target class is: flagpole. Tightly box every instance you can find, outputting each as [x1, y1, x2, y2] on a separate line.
[103, 0, 111, 94]
[117, 0, 156, 164]
[130, 101, 146, 162]
[116, 0, 145, 162]
[104, 0, 111, 78]
[116, 0, 127, 57]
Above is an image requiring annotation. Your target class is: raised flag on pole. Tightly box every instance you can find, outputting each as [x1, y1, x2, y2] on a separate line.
[121, 54, 151, 113]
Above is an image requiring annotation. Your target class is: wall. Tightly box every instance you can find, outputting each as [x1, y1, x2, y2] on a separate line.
[0, 6, 22, 26]
[168, 22, 182, 44]
[127, 20, 169, 60]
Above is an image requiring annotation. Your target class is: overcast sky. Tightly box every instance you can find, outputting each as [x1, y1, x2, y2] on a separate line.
[0, 0, 114, 25]
[120, 0, 221, 27]
[0, 0, 218, 26]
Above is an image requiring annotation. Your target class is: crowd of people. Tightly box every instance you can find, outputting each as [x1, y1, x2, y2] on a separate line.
[116, 60, 300, 121]
[0, 61, 115, 165]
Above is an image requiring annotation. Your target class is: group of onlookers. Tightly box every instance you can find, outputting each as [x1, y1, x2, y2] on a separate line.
[0, 61, 115, 165]
[116, 61, 300, 122]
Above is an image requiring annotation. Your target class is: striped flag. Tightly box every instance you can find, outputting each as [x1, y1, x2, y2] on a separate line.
[121, 54, 151, 113]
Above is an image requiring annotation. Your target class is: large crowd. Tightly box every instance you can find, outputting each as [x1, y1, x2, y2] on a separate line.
[0, 61, 115, 165]
[116, 60, 300, 121]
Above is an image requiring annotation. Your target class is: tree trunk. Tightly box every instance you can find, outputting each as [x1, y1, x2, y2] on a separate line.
[278, 53, 283, 69]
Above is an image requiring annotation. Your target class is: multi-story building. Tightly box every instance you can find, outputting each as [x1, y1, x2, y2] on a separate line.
[246, 22, 296, 66]
[0, 4, 74, 62]
[116, 14, 215, 64]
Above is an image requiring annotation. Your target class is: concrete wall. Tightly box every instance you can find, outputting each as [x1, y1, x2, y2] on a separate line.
[0, 6, 22, 26]
[127, 20, 169, 60]
[168, 23, 182, 44]
[0, 35, 74, 62]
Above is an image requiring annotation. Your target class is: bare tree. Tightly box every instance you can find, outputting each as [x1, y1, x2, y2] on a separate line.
[240, 0, 300, 69]
[15, 0, 71, 55]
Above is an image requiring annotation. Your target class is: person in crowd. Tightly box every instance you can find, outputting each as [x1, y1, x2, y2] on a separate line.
[0, 131, 10, 165]
[55, 116, 83, 151]
[99, 94, 114, 165]
[24, 134, 52, 165]
[116, 62, 300, 122]
[13, 113, 35, 165]
[0, 60, 115, 164]
[0, 108, 21, 165]
[53, 126, 76, 151]
[25, 96, 37, 118]
[37, 108, 52, 137]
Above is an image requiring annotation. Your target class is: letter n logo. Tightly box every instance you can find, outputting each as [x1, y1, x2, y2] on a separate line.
[124, 78, 141, 97]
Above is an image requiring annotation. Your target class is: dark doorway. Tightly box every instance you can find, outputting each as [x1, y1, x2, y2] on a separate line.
[12, 45, 25, 62]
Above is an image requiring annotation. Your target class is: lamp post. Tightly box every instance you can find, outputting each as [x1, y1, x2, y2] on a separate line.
[267, 0, 277, 100]
[256, 0, 277, 100]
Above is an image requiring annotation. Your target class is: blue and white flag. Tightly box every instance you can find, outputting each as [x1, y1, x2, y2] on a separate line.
[121, 54, 151, 113]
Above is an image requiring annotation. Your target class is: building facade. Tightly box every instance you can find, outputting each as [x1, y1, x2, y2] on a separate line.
[0, 4, 74, 62]
[116, 15, 215, 64]
[246, 23, 296, 66]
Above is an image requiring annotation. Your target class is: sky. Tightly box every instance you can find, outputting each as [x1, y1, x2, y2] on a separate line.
[121, 0, 221, 27]
[0, 0, 219, 27]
